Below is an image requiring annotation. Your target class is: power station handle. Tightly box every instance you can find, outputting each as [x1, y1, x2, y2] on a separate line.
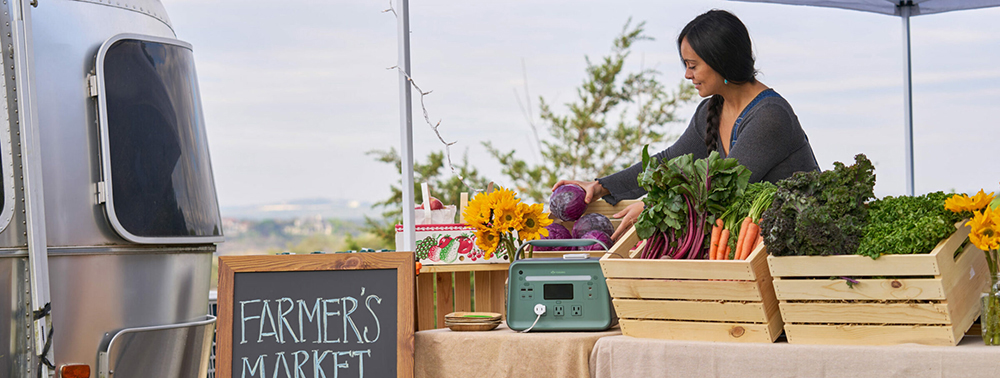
[513, 239, 609, 261]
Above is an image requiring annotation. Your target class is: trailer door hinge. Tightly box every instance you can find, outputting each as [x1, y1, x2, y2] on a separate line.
[87, 74, 99, 97]
[96, 181, 106, 204]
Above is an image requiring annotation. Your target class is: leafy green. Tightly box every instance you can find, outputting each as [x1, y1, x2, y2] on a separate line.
[635, 149, 750, 259]
[759, 154, 876, 257]
[855, 192, 965, 258]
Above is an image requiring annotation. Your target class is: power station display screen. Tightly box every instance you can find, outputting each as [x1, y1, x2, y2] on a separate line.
[101, 38, 222, 240]
[543, 283, 574, 300]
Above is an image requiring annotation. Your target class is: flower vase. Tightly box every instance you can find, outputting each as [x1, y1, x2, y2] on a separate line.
[984, 274, 1000, 346]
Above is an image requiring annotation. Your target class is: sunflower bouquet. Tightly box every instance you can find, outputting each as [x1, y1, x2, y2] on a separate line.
[462, 186, 552, 261]
[945, 188, 1000, 345]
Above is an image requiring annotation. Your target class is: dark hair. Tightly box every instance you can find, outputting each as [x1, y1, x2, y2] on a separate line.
[677, 10, 756, 152]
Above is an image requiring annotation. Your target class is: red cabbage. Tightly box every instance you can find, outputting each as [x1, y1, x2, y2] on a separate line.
[572, 213, 613, 239]
[580, 230, 612, 251]
[535, 223, 572, 251]
[550, 184, 587, 221]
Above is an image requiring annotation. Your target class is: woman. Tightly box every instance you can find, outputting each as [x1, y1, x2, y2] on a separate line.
[554, 10, 819, 241]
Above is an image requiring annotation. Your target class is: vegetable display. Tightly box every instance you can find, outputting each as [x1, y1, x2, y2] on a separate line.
[635, 148, 750, 259]
[856, 192, 965, 259]
[759, 154, 875, 257]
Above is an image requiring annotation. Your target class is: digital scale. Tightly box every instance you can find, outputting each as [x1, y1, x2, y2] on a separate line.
[506, 253, 617, 331]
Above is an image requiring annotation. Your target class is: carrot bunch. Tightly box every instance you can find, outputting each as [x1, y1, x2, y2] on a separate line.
[708, 217, 761, 260]
[708, 185, 775, 260]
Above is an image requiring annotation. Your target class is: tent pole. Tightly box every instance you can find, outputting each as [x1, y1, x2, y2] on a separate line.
[397, 0, 416, 251]
[901, 4, 915, 196]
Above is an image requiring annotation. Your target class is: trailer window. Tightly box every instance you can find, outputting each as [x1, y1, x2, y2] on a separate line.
[98, 37, 222, 242]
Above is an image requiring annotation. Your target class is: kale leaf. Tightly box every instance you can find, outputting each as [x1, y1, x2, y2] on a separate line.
[759, 154, 876, 256]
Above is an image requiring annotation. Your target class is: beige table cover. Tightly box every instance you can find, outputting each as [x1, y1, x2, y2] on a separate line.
[590, 335, 1000, 378]
[415, 324, 621, 378]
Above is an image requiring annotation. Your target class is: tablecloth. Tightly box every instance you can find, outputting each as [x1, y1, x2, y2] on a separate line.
[415, 324, 621, 378]
[590, 335, 1000, 378]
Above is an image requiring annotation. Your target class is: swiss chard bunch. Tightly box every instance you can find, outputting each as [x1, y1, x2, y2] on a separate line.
[759, 154, 876, 257]
[856, 192, 965, 259]
[635, 147, 750, 259]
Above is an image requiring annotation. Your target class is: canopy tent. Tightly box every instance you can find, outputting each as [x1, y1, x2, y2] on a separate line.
[730, 0, 1000, 195]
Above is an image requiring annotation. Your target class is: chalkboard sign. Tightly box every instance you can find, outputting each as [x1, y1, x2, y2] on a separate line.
[217, 252, 415, 378]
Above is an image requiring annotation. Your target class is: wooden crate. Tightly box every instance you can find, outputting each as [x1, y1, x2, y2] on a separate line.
[767, 223, 988, 346]
[600, 226, 783, 343]
[416, 264, 508, 331]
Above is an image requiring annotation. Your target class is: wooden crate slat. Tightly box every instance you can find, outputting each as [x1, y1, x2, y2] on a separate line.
[489, 270, 507, 319]
[416, 273, 436, 331]
[772, 277, 946, 301]
[943, 245, 989, 339]
[606, 278, 763, 301]
[602, 256, 757, 280]
[454, 271, 472, 313]
[435, 272, 454, 328]
[619, 319, 778, 343]
[779, 302, 953, 324]
[783, 324, 959, 346]
[473, 269, 494, 313]
[420, 263, 509, 273]
[759, 277, 781, 325]
[768, 253, 942, 277]
[614, 298, 769, 323]
[941, 243, 989, 302]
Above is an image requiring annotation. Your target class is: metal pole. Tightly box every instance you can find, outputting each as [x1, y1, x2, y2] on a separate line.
[12, 0, 54, 375]
[397, 0, 416, 251]
[901, 4, 915, 196]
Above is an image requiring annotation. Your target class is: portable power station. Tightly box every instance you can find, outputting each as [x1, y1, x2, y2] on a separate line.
[506, 254, 617, 331]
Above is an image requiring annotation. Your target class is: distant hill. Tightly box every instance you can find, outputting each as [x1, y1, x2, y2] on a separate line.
[221, 198, 381, 221]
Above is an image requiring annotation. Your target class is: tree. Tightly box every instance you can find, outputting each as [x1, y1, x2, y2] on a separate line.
[363, 148, 490, 247]
[485, 19, 697, 203]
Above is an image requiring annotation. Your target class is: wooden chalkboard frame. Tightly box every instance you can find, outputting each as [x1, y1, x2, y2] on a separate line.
[217, 252, 415, 378]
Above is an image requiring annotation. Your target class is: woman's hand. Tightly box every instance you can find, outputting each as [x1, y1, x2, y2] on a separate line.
[611, 201, 644, 241]
[551, 180, 609, 204]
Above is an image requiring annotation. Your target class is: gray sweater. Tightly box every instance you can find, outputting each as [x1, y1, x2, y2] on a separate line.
[597, 93, 820, 204]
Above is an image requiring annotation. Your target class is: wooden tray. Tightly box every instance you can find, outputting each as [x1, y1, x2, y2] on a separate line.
[600, 226, 783, 343]
[767, 222, 988, 346]
[445, 322, 501, 332]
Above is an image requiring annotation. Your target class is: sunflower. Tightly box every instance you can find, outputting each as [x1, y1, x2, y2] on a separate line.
[493, 202, 524, 232]
[517, 203, 552, 241]
[967, 206, 1000, 251]
[463, 191, 493, 229]
[475, 228, 501, 259]
[489, 186, 518, 208]
[945, 189, 995, 213]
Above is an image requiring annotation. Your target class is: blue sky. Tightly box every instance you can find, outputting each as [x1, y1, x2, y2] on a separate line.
[161, 0, 1000, 209]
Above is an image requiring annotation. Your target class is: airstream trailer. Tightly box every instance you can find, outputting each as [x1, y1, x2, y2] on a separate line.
[0, 0, 219, 377]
